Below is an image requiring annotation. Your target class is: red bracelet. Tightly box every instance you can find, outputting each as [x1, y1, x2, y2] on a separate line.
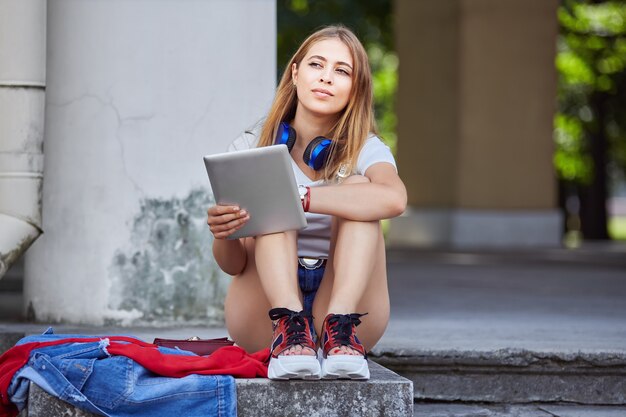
[303, 186, 311, 212]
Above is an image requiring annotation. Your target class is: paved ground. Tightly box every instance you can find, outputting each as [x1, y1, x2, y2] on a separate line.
[2, 245, 626, 354]
[375, 248, 626, 356]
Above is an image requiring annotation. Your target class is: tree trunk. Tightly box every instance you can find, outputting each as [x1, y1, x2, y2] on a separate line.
[579, 91, 610, 240]
[557, 179, 570, 235]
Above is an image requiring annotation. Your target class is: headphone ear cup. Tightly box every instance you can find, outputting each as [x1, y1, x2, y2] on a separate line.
[285, 126, 296, 152]
[275, 122, 297, 152]
[303, 137, 332, 171]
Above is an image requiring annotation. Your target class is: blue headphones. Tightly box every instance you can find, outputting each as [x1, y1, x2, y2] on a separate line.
[275, 122, 332, 171]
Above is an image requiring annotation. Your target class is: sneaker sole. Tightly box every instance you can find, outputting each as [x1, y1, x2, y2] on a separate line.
[268, 355, 321, 380]
[321, 355, 370, 380]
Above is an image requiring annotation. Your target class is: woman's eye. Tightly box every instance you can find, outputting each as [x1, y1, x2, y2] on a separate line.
[336, 68, 351, 76]
[309, 62, 322, 68]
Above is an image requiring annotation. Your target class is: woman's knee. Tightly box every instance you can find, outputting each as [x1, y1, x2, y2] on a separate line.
[254, 229, 296, 241]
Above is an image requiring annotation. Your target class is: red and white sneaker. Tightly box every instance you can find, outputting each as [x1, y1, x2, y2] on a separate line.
[320, 313, 370, 380]
[267, 308, 321, 380]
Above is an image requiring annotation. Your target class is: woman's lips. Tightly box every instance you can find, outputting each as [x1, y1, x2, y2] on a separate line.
[312, 88, 333, 98]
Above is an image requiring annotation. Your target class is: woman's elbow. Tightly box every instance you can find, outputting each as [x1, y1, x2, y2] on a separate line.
[388, 188, 407, 218]
[216, 257, 247, 276]
[222, 266, 244, 277]
[389, 196, 407, 218]
[212, 242, 246, 276]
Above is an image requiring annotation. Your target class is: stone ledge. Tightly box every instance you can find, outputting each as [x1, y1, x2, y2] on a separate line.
[237, 361, 413, 417]
[25, 361, 413, 417]
[27, 384, 97, 417]
[371, 349, 626, 405]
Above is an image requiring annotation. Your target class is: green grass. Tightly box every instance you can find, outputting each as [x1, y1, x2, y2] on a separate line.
[608, 216, 626, 240]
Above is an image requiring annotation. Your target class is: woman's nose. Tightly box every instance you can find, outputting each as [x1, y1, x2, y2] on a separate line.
[320, 70, 333, 84]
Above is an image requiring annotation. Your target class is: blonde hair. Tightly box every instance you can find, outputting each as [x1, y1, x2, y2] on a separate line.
[257, 25, 376, 181]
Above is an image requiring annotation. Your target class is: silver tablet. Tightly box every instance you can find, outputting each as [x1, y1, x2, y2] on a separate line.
[203, 145, 307, 239]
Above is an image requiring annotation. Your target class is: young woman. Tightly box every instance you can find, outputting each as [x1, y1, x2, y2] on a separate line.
[207, 25, 406, 380]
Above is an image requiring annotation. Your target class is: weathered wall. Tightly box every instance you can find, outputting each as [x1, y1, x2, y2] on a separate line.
[24, 0, 276, 325]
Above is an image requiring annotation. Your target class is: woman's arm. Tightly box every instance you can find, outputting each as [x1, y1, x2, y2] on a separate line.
[207, 205, 250, 275]
[309, 162, 407, 221]
[212, 238, 247, 276]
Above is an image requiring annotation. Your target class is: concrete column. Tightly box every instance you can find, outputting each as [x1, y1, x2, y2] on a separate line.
[0, 0, 46, 278]
[24, 0, 276, 325]
[390, 0, 562, 248]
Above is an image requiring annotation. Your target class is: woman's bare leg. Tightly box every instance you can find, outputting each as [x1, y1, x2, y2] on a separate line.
[225, 176, 390, 356]
[224, 237, 273, 353]
[254, 230, 301, 311]
[224, 232, 314, 355]
[312, 175, 390, 354]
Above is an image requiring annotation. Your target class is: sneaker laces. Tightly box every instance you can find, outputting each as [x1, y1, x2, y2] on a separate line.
[326, 313, 368, 347]
[269, 308, 313, 348]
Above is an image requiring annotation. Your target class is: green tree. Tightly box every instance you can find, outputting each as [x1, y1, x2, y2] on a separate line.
[555, 0, 626, 240]
[277, 0, 397, 152]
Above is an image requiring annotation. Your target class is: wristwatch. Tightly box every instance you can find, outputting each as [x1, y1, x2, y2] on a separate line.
[298, 185, 311, 212]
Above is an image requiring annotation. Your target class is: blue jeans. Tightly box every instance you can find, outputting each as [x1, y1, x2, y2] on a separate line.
[9, 329, 236, 417]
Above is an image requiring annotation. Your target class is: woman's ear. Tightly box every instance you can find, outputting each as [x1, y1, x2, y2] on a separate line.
[291, 62, 298, 85]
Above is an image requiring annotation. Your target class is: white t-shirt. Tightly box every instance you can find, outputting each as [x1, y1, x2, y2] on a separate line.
[227, 121, 397, 258]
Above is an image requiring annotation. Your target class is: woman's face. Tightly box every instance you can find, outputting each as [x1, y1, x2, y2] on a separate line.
[292, 38, 354, 118]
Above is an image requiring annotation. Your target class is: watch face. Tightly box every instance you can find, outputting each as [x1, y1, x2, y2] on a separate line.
[298, 185, 307, 199]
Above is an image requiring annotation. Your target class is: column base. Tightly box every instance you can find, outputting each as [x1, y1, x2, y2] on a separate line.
[388, 207, 563, 248]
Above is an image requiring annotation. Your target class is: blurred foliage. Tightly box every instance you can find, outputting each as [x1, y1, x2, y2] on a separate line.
[608, 216, 626, 239]
[554, 0, 626, 185]
[277, 0, 397, 152]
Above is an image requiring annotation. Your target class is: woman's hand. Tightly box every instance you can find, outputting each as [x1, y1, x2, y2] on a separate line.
[207, 205, 250, 239]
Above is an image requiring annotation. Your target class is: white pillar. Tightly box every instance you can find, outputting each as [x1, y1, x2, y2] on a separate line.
[0, 0, 46, 278]
[24, 0, 276, 325]
[390, 0, 561, 248]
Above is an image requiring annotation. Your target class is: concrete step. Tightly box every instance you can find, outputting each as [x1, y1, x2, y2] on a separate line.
[4, 322, 626, 407]
[371, 348, 626, 405]
[24, 361, 413, 417]
[26, 382, 626, 417]
[413, 402, 626, 417]
[236, 361, 413, 417]
[378, 250, 626, 406]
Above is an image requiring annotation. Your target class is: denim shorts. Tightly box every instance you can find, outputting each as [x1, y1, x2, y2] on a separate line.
[298, 257, 326, 315]
[297, 257, 326, 341]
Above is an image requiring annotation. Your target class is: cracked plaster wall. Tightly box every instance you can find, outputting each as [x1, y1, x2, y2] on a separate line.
[23, 0, 276, 325]
[108, 189, 227, 326]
